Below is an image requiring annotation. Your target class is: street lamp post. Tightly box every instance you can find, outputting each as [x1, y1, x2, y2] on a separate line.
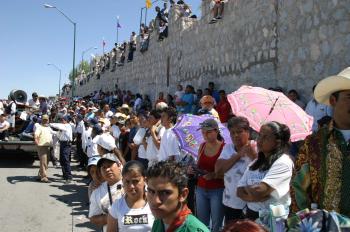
[44, 4, 76, 99]
[47, 63, 62, 97]
[81, 46, 97, 71]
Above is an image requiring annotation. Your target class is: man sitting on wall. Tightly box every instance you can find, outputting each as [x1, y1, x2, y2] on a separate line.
[209, 0, 226, 24]
[0, 114, 10, 141]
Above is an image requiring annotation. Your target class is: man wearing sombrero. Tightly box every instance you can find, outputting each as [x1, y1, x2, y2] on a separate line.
[291, 67, 350, 216]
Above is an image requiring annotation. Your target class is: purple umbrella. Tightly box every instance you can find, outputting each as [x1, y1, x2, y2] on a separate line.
[172, 114, 231, 157]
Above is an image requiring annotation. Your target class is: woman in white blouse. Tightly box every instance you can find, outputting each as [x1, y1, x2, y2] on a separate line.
[237, 121, 294, 220]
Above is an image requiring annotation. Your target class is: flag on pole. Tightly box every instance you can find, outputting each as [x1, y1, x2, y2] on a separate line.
[117, 16, 121, 28]
[102, 37, 106, 54]
[146, 0, 152, 9]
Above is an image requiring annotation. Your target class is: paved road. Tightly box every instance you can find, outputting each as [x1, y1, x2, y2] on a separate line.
[0, 153, 98, 232]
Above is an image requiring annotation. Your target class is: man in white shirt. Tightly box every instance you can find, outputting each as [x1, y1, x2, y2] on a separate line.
[6, 97, 17, 129]
[0, 101, 4, 115]
[158, 107, 181, 161]
[50, 115, 73, 183]
[103, 104, 114, 119]
[27, 92, 40, 113]
[305, 85, 333, 132]
[174, 84, 185, 102]
[75, 114, 86, 168]
[0, 114, 10, 141]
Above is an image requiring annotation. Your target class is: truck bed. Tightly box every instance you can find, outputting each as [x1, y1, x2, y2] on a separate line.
[0, 139, 37, 155]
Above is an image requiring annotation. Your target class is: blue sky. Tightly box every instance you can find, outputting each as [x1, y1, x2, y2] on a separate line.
[0, 0, 199, 99]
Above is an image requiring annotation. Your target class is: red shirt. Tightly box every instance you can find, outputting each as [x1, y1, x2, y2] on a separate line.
[215, 98, 231, 123]
[197, 142, 225, 189]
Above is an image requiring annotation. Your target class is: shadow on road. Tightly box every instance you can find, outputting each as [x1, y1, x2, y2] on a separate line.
[49, 177, 98, 231]
[0, 154, 38, 168]
[7, 175, 39, 184]
[3, 153, 98, 231]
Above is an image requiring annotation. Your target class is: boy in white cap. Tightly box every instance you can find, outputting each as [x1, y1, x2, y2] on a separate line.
[89, 153, 123, 232]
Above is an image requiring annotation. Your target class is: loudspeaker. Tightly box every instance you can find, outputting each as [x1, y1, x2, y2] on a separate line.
[8, 90, 27, 103]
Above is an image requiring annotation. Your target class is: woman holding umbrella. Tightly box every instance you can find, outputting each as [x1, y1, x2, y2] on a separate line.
[191, 118, 225, 231]
[236, 121, 294, 220]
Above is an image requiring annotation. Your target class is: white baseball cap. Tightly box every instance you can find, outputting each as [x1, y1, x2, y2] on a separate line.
[87, 156, 101, 167]
[93, 133, 116, 151]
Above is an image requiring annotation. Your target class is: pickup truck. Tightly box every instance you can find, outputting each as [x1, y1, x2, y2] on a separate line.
[0, 139, 36, 156]
[1, 103, 37, 159]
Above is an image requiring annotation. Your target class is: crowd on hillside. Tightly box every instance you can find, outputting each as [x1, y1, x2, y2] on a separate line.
[2, 64, 350, 231]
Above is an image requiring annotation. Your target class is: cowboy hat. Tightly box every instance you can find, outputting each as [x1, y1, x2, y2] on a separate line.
[314, 67, 350, 105]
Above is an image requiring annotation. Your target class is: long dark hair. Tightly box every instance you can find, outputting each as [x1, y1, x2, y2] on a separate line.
[250, 121, 290, 171]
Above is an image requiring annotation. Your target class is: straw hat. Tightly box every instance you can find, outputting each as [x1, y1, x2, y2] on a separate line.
[314, 67, 350, 105]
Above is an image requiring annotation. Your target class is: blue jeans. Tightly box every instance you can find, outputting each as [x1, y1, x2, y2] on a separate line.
[195, 186, 224, 232]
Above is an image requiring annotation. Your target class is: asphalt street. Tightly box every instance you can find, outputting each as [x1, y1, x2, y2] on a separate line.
[0, 152, 98, 232]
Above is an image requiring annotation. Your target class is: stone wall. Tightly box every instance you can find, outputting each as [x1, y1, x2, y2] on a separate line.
[73, 0, 350, 102]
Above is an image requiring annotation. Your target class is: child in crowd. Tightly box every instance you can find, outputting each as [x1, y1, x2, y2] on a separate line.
[107, 161, 154, 231]
[146, 160, 209, 232]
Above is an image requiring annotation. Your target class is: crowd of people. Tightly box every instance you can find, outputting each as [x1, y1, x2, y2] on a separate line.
[1, 64, 350, 231]
[66, 0, 225, 92]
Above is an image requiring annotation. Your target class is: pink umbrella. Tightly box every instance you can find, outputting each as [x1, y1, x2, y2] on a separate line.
[227, 85, 313, 142]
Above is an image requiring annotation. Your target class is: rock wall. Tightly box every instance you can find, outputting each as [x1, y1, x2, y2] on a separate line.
[74, 0, 350, 102]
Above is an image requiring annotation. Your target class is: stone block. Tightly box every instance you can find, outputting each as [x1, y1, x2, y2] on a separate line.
[338, 20, 350, 34]
[332, 8, 348, 21]
[314, 62, 324, 74]
[321, 40, 331, 56]
[302, 0, 314, 14]
[310, 44, 321, 61]
[297, 47, 307, 60]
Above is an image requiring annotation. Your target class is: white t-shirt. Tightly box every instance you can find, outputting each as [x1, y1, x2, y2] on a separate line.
[138, 144, 147, 159]
[89, 181, 124, 232]
[111, 125, 121, 139]
[7, 101, 16, 126]
[158, 127, 181, 161]
[0, 102, 4, 115]
[305, 99, 333, 132]
[237, 154, 294, 212]
[87, 134, 100, 158]
[174, 90, 184, 102]
[109, 197, 154, 232]
[105, 111, 114, 119]
[27, 99, 40, 110]
[219, 143, 254, 209]
[82, 127, 92, 153]
[50, 123, 73, 142]
[75, 120, 85, 134]
[145, 127, 165, 163]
